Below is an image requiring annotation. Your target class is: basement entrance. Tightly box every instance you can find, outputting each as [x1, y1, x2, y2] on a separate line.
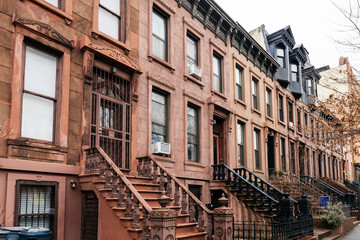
[81, 191, 98, 240]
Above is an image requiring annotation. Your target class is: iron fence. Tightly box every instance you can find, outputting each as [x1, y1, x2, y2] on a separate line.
[233, 217, 313, 240]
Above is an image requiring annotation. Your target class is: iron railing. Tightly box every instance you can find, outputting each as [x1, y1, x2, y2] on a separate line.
[233, 217, 313, 240]
[213, 164, 280, 215]
[300, 175, 345, 203]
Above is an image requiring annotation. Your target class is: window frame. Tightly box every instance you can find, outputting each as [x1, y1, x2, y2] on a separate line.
[288, 101, 294, 126]
[186, 31, 199, 68]
[278, 94, 284, 122]
[14, 180, 59, 240]
[266, 87, 272, 118]
[187, 103, 200, 163]
[237, 120, 245, 167]
[212, 51, 223, 93]
[252, 77, 259, 110]
[235, 65, 244, 101]
[297, 108, 301, 133]
[20, 43, 62, 144]
[290, 63, 299, 82]
[276, 45, 285, 68]
[97, 0, 126, 42]
[290, 141, 295, 174]
[253, 128, 261, 170]
[151, 88, 169, 144]
[152, 5, 169, 62]
[280, 137, 286, 172]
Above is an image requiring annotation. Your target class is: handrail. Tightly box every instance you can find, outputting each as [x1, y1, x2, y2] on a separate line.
[138, 156, 213, 215]
[217, 164, 279, 204]
[94, 147, 153, 213]
[301, 175, 345, 199]
[235, 167, 297, 204]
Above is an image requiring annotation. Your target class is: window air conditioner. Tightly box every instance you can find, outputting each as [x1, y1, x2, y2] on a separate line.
[152, 142, 171, 155]
[289, 122, 294, 128]
[188, 64, 202, 78]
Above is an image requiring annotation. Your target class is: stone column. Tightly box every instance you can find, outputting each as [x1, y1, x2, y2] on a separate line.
[213, 193, 234, 240]
[150, 192, 176, 240]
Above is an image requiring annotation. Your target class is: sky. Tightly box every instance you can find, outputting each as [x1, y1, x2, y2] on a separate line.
[215, 0, 359, 71]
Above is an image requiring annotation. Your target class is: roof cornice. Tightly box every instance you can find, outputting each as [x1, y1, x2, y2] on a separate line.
[175, 0, 279, 78]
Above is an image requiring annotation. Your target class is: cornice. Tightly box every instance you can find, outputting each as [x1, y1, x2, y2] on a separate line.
[174, 0, 279, 79]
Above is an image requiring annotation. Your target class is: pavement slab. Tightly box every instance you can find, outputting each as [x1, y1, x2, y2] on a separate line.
[341, 224, 360, 239]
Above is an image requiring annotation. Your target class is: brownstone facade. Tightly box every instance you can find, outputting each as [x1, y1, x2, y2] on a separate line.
[0, 0, 353, 239]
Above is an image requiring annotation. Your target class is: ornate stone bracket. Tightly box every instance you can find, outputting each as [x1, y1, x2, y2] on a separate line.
[83, 50, 95, 84]
[12, 13, 74, 49]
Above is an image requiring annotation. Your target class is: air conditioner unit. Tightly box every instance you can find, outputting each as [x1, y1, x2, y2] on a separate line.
[188, 64, 202, 78]
[289, 122, 294, 128]
[152, 142, 171, 155]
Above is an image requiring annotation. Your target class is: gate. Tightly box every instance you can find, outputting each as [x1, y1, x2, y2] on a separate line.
[90, 67, 131, 170]
[81, 191, 98, 240]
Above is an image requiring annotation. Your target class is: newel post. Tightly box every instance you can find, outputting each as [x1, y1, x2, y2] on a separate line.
[150, 192, 176, 240]
[213, 193, 234, 240]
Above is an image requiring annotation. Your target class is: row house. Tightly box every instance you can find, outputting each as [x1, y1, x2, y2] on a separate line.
[0, 0, 142, 239]
[0, 0, 353, 239]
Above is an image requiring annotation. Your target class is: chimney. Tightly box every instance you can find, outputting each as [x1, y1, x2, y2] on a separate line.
[339, 56, 348, 66]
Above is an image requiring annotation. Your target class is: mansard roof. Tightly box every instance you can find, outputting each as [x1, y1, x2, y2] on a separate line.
[175, 0, 279, 78]
[267, 25, 296, 48]
[303, 62, 321, 81]
[290, 44, 308, 65]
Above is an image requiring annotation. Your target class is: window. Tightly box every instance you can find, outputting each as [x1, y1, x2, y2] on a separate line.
[266, 88, 272, 117]
[304, 113, 308, 127]
[186, 32, 199, 72]
[291, 63, 299, 82]
[280, 137, 286, 172]
[288, 101, 293, 125]
[297, 109, 301, 132]
[187, 104, 199, 162]
[279, 95, 284, 122]
[152, 90, 168, 143]
[213, 53, 222, 92]
[311, 119, 314, 138]
[276, 47, 285, 67]
[252, 77, 259, 110]
[21, 45, 58, 142]
[237, 121, 245, 166]
[45, 0, 60, 7]
[290, 142, 295, 174]
[98, 0, 125, 41]
[152, 7, 168, 61]
[15, 181, 57, 240]
[306, 79, 312, 95]
[254, 128, 260, 170]
[313, 151, 316, 177]
[235, 65, 243, 101]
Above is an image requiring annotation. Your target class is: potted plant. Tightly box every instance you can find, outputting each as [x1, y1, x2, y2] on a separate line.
[320, 203, 346, 228]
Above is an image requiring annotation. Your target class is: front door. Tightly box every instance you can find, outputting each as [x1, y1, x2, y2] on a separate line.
[267, 135, 275, 176]
[90, 67, 131, 170]
[213, 116, 225, 165]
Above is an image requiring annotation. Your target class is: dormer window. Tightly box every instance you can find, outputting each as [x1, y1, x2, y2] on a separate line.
[306, 79, 312, 95]
[276, 46, 285, 68]
[291, 63, 299, 82]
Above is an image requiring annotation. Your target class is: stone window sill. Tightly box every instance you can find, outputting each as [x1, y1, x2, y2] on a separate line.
[28, 0, 73, 24]
[211, 90, 227, 101]
[92, 30, 130, 54]
[184, 75, 204, 89]
[148, 55, 175, 73]
[185, 161, 205, 168]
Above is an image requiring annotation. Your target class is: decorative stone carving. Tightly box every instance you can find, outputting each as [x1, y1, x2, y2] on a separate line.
[147, 72, 175, 90]
[213, 194, 234, 240]
[183, 17, 204, 37]
[83, 50, 95, 83]
[183, 90, 205, 104]
[80, 37, 142, 74]
[156, 0, 176, 13]
[132, 73, 140, 102]
[150, 192, 176, 240]
[12, 13, 74, 48]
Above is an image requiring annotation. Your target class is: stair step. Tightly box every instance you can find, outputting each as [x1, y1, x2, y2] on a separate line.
[176, 222, 198, 234]
[138, 190, 163, 198]
[321, 234, 342, 240]
[131, 182, 160, 191]
[176, 231, 207, 240]
[314, 228, 332, 240]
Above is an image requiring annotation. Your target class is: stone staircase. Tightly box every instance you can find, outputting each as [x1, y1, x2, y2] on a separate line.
[270, 175, 331, 215]
[212, 165, 297, 221]
[80, 147, 210, 240]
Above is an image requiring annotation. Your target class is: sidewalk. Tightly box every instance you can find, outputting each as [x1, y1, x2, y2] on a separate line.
[341, 224, 360, 239]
